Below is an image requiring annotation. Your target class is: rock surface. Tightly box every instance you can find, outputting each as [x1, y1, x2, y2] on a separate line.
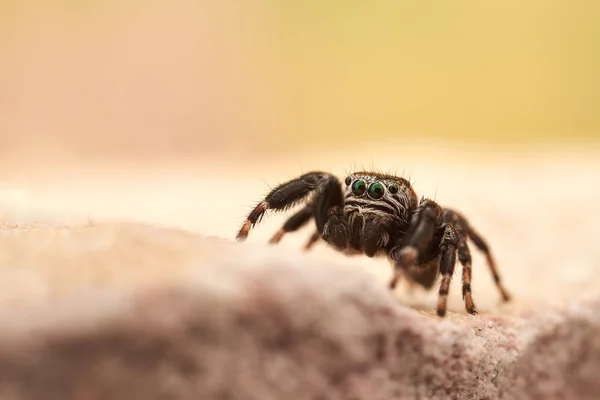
[0, 221, 598, 400]
[0, 151, 599, 399]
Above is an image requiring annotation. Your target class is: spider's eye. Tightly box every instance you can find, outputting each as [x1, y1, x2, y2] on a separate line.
[351, 179, 366, 196]
[367, 182, 385, 199]
[345, 176, 352, 186]
[388, 183, 399, 194]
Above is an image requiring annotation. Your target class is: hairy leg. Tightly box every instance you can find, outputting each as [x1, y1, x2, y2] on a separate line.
[389, 199, 442, 289]
[442, 208, 511, 302]
[315, 177, 349, 250]
[403, 261, 440, 290]
[468, 226, 511, 301]
[436, 224, 460, 317]
[457, 237, 477, 314]
[269, 203, 314, 244]
[302, 231, 321, 250]
[236, 171, 335, 240]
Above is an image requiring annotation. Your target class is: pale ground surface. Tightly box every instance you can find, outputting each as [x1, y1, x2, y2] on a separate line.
[1, 145, 598, 314]
[0, 145, 599, 399]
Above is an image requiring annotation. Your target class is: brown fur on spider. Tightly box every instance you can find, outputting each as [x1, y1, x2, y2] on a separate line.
[236, 171, 511, 317]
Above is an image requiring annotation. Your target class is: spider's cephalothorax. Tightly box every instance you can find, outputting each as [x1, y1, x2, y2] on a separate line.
[236, 171, 511, 317]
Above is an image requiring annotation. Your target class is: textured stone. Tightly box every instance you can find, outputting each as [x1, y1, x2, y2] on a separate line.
[0, 223, 598, 400]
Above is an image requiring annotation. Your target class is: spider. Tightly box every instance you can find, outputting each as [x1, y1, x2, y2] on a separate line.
[235, 171, 511, 317]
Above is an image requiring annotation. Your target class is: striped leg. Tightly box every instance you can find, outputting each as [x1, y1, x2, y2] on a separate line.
[302, 231, 321, 250]
[442, 208, 511, 304]
[468, 227, 511, 302]
[269, 204, 314, 244]
[437, 225, 460, 317]
[457, 237, 477, 314]
[236, 171, 334, 240]
[389, 199, 443, 289]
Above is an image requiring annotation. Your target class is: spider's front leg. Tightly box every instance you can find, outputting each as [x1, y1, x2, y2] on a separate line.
[435, 224, 461, 317]
[236, 171, 348, 249]
[269, 203, 314, 244]
[236, 171, 333, 240]
[271, 176, 349, 250]
[388, 199, 442, 289]
[467, 225, 511, 302]
[314, 176, 349, 250]
[302, 230, 321, 250]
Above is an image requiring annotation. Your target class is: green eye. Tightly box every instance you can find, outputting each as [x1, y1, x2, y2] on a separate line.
[368, 182, 385, 199]
[345, 176, 352, 186]
[388, 183, 399, 194]
[351, 179, 366, 196]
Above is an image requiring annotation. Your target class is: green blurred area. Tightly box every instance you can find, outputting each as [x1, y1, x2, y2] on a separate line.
[1, 0, 599, 155]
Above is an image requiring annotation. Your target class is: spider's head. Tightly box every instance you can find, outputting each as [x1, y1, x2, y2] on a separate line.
[343, 172, 412, 201]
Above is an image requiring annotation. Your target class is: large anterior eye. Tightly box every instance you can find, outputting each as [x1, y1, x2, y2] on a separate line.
[351, 179, 366, 196]
[367, 182, 385, 199]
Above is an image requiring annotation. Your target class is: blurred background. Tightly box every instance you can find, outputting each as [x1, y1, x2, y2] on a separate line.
[1, 0, 599, 165]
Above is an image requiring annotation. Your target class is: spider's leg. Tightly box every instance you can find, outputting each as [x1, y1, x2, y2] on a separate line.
[441, 210, 477, 313]
[314, 175, 348, 249]
[467, 225, 511, 301]
[457, 236, 477, 314]
[302, 231, 321, 251]
[295, 177, 347, 251]
[269, 203, 314, 244]
[236, 171, 334, 240]
[436, 223, 460, 317]
[389, 199, 442, 289]
[443, 208, 511, 302]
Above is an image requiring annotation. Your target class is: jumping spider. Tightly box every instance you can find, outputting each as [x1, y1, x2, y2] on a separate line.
[236, 171, 511, 317]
